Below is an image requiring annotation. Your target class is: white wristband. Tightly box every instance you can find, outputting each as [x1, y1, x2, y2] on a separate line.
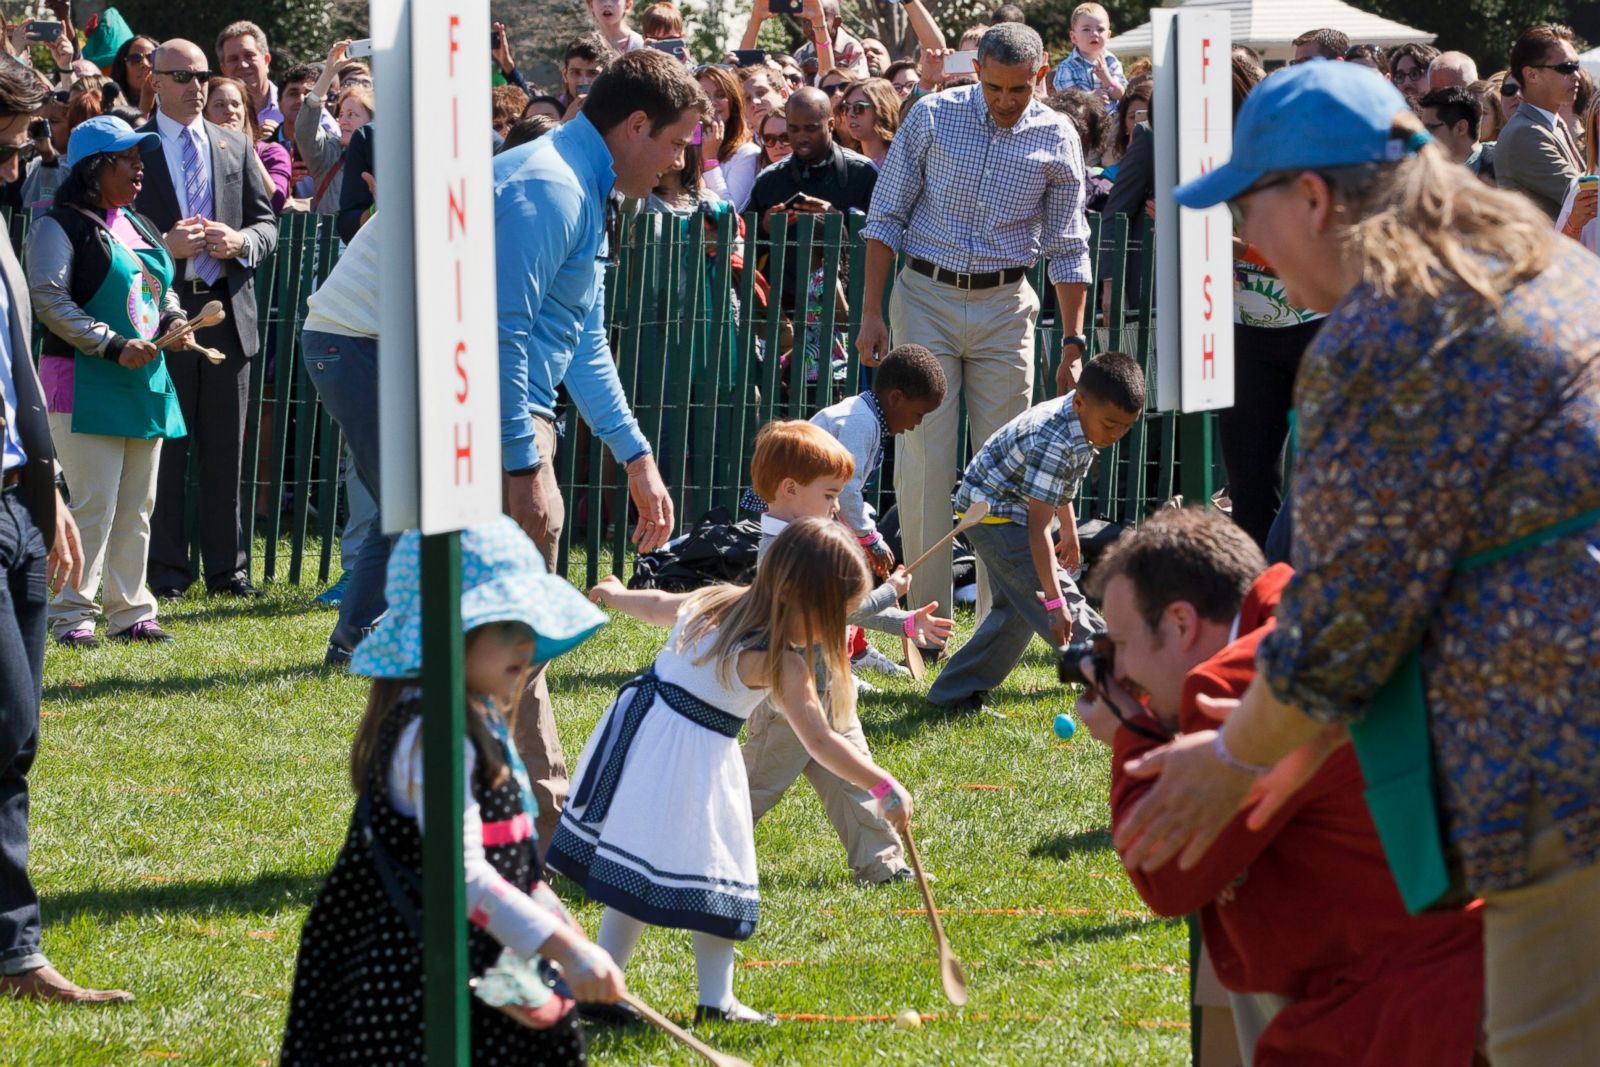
[1211, 730, 1273, 778]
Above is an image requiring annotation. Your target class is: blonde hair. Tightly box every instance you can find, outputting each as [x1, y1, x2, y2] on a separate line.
[749, 420, 855, 501]
[1071, 3, 1111, 28]
[679, 517, 870, 730]
[337, 83, 376, 122]
[1320, 110, 1553, 305]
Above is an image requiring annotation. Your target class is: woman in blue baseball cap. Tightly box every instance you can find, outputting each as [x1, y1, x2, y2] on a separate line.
[25, 114, 191, 647]
[1112, 60, 1600, 1065]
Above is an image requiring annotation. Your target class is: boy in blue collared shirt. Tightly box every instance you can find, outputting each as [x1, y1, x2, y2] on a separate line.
[928, 352, 1144, 713]
[1050, 3, 1126, 112]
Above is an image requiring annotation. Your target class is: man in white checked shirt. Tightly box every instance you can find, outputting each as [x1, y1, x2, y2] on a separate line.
[857, 23, 1092, 628]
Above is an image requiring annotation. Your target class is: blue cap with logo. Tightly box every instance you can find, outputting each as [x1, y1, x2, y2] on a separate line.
[1174, 60, 1422, 209]
[63, 115, 160, 170]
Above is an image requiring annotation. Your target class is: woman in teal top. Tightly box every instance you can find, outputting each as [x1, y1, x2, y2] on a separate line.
[25, 116, 189, 647]
[1112, 64, 1600, 1066]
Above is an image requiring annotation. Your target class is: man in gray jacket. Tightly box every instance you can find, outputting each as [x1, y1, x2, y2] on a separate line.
[1496, 24, 1583, 219]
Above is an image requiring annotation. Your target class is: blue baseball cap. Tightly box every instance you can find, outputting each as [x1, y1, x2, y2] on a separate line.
[1174, 60, 1421, 209]
[63, 115, 159, 170]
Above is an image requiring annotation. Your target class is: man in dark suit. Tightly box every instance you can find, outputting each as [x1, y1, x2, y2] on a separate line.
[1496, 24, 1584, 219]
[0, 56, 124, 1004]
[136, 40, 278, 598]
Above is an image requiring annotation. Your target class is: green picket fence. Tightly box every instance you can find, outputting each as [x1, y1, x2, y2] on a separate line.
[4, 205, 1217, 591]
[558, 208, 1219, 590]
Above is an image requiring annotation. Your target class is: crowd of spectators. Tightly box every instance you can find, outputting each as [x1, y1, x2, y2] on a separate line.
[0, 6, 1597, 1066]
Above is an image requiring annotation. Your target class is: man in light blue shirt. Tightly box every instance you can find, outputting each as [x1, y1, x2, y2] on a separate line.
[494, 47, 706, 858]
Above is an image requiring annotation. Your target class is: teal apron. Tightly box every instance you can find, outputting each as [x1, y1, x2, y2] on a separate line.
[69, 212, 186, 440]
[1349, 507, 1600, 914]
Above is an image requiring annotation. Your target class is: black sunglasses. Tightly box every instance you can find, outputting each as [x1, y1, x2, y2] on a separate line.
[820, 82, 847, 96]
[761, 131, 789, 146]
[1532, 61, 1582, 76]
[154, 69, 215, 84]
[1501, 81, 1522, 96]
[0, 143, 39, 163]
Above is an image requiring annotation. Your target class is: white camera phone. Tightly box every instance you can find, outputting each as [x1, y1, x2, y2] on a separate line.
[346, 38, 375, 59]
[944, 49, 977, 75]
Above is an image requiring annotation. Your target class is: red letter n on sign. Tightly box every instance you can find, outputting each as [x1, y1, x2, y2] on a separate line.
[448, 179, 467, 240]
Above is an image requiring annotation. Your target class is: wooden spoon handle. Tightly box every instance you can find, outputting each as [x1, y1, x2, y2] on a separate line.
[620, 994, 754, 1067]
[901, 501, 990, 576]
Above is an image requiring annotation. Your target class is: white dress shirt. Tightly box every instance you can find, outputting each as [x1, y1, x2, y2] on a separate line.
[153, 109, 256, 275]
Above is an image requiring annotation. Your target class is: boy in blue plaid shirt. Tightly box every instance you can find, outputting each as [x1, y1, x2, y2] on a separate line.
[1050, 3, 1126, 111]
[928, 352, 1145, 712]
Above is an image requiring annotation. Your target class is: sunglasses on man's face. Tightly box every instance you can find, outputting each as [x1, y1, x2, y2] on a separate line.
[155, 69, 214, 85]
[1532, 61, 1582, 77]
[761, 131, 789, 146]
[0, 143, 39, 163]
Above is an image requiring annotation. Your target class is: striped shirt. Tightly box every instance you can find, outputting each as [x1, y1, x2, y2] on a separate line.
[954, 394, 1097, 524]
[1051, 47, 1126, 101]
[303, 212, 380, 339]
[861, 86, 1092, 286]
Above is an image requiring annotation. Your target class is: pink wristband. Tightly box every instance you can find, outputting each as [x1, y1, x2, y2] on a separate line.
[858, 531, 881, 547]
[903, 615, 918, 639]
[869, 776, 898, 801]
[702, 159, 720, 172]
[1042, 596, 1066, 612]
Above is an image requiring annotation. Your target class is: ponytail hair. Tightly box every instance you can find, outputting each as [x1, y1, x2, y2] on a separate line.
[1319, 111, 1553, 306]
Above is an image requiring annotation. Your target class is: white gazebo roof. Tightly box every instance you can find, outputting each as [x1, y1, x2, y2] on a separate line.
[1112, 0, 1435, 63]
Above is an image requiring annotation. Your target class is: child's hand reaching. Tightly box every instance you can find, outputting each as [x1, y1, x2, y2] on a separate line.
[864, 537, 895, 578]
[886, 566, 912, 599]
[588, 575, 625, 608]
[907, 601, 954, 648]
[1055, 530, 1082, 573]
[875, 776, 914, 833]
[546, 932, 627, 1003]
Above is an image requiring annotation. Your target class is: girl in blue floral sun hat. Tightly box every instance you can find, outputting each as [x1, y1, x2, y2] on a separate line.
[283, 515, 623, 1066]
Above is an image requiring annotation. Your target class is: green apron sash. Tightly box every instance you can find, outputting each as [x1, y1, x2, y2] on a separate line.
[69, 213, 185, 440]
[1349, 506, 1600, 914]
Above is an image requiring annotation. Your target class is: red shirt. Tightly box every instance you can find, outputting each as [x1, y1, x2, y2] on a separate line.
[1110, 565, 1482, 1066]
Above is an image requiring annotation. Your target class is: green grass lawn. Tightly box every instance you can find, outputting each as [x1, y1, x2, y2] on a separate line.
[2, 543, 1189, 1066]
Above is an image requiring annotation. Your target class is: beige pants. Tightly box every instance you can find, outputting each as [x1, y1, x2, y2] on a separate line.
[1481, 801, 1600, 1067]
[890, 267, 1038, 616]
[508, 416, 568, 860]
[742, 701, 906, 883]
[46, 413, 161, 637]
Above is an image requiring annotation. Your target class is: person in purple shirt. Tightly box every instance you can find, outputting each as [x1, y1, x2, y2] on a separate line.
[494, 48, 704, 855]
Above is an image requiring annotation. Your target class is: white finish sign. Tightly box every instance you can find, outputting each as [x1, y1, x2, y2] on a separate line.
[1152, 8, 1234, 413]
[375, 0, 502, 532]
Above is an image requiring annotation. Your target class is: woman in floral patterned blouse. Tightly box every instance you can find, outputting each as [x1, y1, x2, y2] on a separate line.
[1110, 63, 1600, 1066]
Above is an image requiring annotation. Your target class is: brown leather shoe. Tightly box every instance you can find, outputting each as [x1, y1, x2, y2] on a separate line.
[0, 965, 134, 1004]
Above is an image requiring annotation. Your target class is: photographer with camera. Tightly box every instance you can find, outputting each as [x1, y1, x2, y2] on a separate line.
[1068, 511, 1478, 1062]
[1070, 509, 1482, 1065]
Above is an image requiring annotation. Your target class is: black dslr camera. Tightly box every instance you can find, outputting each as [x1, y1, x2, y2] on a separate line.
[1056, 634, 1170, 743]
[1056, 634, 1114, 692]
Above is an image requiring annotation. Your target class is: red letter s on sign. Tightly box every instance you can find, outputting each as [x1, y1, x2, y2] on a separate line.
[454, 341, 469, 402]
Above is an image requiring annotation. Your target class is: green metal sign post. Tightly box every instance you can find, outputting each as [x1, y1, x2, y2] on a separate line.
[420, 531, 469, 1063]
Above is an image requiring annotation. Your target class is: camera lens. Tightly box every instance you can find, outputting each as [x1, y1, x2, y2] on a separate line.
[1056, 640, 1097, 685]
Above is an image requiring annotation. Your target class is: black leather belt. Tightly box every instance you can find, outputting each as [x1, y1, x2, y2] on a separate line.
[907, 257, 1028, 291]
[185, 277, 224, 295]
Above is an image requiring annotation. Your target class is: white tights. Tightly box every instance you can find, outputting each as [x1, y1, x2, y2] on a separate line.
[596, 908, 743, 1012]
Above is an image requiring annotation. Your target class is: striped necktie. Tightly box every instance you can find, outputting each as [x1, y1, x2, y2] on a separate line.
[181, 126, 222, 286]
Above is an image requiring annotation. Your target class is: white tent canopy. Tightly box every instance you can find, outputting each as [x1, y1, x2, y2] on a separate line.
[1112, 0, 1435, 63]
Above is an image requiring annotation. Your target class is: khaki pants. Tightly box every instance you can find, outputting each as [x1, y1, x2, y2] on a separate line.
[1481, 801, 1600, 1067]
[46, 413, 161, 637]
[890, 267, 1038, 616]
[508, 416, 568, 860]
[742, 701, 906, 883]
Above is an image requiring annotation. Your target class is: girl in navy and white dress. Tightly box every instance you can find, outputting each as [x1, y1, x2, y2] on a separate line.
[548, 517, 915, 1024]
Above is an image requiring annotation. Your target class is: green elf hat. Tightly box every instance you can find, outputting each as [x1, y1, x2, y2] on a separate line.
[81, 7, 135, 70]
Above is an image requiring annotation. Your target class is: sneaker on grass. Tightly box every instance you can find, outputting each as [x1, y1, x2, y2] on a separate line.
[852, 645, 911, 679]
